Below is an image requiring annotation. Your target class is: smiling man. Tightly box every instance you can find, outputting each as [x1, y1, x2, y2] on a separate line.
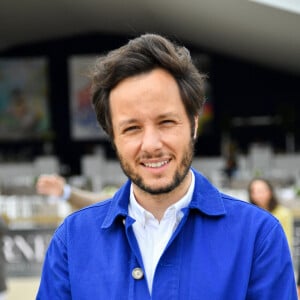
[110, 68, 196, 220]
[37, 34, 297, 299]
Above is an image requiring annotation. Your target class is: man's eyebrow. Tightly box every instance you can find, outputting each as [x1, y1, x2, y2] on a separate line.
[156, 112, 181, 121]
[118, 113, 180, 127]
[118, 119, 139, 128]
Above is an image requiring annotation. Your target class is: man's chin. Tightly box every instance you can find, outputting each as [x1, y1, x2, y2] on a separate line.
[137, 182, 176, 195]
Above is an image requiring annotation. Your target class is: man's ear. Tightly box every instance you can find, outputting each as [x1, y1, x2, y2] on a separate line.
[193, 116, 199, 139]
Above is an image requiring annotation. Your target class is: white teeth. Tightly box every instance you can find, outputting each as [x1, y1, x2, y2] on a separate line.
[144, 160, 168, 168]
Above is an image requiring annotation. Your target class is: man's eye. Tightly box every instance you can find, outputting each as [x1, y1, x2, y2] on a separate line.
[161, 120, 175, 125]
[123, 126, 139, 133]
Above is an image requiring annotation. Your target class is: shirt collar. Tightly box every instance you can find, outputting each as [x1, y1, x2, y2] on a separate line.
[102, 168, 226, 229]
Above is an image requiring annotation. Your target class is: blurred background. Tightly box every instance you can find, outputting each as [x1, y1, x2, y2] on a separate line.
[1, 0, 300, 298]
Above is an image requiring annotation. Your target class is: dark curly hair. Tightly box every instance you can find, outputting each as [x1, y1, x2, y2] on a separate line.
[89, 33, 207, 140]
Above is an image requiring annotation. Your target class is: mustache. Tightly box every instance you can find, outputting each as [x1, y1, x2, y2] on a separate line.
[138, 151, 167, 160]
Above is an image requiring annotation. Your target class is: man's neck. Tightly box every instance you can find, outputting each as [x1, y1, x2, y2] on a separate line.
[132, 172, 192, 221]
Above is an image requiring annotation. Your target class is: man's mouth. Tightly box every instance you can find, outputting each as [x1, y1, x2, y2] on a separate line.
[143, 160, 169, 168]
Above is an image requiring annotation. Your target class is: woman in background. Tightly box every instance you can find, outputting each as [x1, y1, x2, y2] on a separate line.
[249, 178, 300, 297]
[248, 178, 293, 249]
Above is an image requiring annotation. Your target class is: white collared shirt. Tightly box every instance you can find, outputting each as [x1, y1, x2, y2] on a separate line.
[128, 171, 195, 293]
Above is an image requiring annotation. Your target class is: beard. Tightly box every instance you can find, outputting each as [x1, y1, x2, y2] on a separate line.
[116, 138, 195, 195]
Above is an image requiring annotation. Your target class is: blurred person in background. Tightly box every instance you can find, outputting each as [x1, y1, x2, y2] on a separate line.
[248, 178, 298, 296]
[36, 174, 112, 210]
[248, 177, 294, 249]
[0, 216, 8, 300]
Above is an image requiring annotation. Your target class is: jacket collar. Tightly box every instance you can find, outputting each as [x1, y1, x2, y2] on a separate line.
[102, 168, 226, 229]
[189, 168, 226, 216]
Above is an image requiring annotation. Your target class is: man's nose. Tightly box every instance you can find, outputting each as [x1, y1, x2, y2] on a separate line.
[140, 127, 163, 152]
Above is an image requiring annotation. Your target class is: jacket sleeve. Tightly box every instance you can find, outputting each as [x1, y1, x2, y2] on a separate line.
[247, 221, 297, 299]
[36, 225, 71, 300]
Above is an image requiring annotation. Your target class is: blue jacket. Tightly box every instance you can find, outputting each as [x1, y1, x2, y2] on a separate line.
[37, 169, 297, 299]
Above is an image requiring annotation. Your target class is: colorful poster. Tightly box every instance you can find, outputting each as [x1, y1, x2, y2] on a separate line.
[0, 58, 50, 140]
[68, 56, 107, 140]
[192, 54, 214, 136]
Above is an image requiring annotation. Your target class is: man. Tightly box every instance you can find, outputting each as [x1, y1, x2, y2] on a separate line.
[37, 33, 297, 299]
